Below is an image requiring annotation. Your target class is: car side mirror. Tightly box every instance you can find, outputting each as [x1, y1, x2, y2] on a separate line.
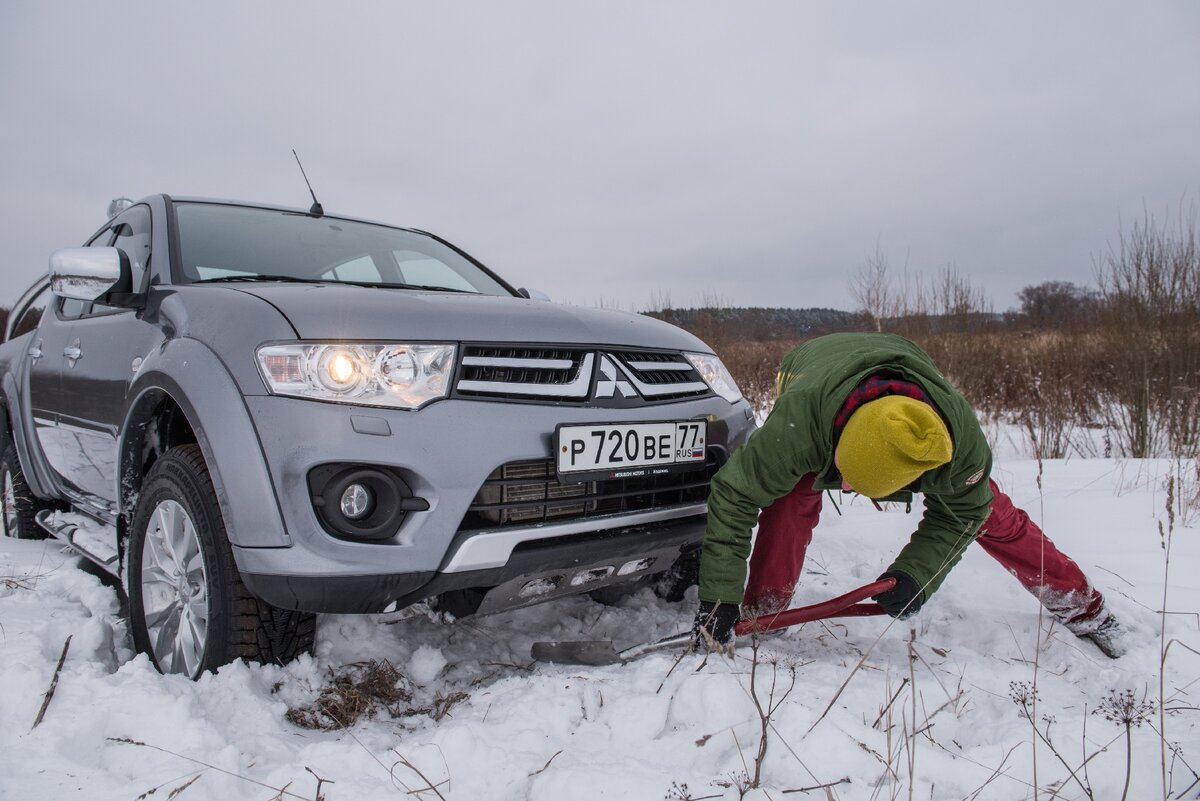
[518, 287, 551, 302]
[48, 247, 134, 304]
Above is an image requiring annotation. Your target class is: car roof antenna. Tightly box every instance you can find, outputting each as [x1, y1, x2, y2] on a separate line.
[292, 149, 324, 217]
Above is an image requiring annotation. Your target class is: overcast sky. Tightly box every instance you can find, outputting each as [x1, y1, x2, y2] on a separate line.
[1, 2, 1197, 313]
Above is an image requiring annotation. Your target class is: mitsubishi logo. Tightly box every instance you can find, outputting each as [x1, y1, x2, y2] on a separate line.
[593, 354, 639, 399]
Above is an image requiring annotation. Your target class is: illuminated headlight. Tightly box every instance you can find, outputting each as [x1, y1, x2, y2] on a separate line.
[257, 342, 456, 409]
[684, 352, 742, 403]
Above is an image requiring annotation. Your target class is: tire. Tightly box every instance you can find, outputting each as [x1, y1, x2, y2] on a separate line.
[127, 444, 315, 678]
[1, 444, 47, 540]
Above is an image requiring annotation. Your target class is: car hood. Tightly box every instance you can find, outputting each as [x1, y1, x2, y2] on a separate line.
[229, 284, 710, 352]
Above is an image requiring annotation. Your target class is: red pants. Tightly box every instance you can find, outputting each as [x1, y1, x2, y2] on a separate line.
[744, 477, 1105, 627]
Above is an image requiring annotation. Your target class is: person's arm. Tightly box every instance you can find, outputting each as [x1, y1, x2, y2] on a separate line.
[886, 452, 993, 603]
[698, 392, 823, 605]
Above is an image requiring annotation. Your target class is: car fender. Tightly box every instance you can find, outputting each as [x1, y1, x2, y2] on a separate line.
[123, 337, 291, 548]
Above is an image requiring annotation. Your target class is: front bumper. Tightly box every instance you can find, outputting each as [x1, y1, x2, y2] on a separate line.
[233, 393, 754, 613]
[242, 512, 705, 613]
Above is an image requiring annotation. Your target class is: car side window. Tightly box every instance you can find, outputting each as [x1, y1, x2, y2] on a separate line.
[110, 205, 152, 291]
[393, 249, 476, 292]
[88, 225, 115, 248]
[58, 297, 89, 320]
[77, 205, 152, 319]
[10, 285, 50, 339]
[321, 255, 382, 283]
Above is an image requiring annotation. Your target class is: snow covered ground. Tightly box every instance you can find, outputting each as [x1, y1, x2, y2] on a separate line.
[1, 458, 1197, 800]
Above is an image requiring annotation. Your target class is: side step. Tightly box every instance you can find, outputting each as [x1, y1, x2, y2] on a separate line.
[36, 509, 120, 569]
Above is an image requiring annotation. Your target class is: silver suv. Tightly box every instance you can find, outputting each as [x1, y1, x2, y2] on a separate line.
[0, 196, 754, 677]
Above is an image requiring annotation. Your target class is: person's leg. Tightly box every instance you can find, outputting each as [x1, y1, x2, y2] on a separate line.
[976, 479, 1106, 629]
[742, 474, 822, 615]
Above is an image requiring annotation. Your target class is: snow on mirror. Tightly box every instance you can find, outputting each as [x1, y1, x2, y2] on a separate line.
[48, 247, 124, 301]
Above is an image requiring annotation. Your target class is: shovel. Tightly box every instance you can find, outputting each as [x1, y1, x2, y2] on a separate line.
[531, 577, 895, 666]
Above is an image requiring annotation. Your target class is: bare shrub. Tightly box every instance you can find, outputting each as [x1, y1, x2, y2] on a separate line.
[1095, 209, 1200, 458]
[686, 290, 732, 351]
[713, 339, 800, 412]
[1008, 681, 1099, 800]
[886, 266, 996, 386]
[744, 639, 799, 791]
[1094, 689, 1157, 801]
[851, 242, 904, 332]
[994, 331, 1106, 458]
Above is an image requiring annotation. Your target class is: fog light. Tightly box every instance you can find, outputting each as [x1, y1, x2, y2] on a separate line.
[340, 483, 373, 520]
[309, 464, 427, 542]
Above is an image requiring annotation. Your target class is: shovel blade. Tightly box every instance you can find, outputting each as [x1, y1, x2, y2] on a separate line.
[530, 639, 625, 666]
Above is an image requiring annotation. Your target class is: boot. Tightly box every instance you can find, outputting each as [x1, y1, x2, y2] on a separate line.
[1070, 612, 1125, 659]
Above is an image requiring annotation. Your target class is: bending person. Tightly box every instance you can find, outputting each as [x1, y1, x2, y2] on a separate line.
[692, 332, 1123, 659]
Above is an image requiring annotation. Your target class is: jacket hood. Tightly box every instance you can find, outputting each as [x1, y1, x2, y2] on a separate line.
[225, 284, 710, 352]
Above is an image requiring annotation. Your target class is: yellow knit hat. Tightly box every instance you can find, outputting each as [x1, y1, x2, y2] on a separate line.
[836, 396, 952, 498]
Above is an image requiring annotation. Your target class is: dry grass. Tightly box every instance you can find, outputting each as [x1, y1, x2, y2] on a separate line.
[712, 322, 1195, 461]
[285, 659, 472, 731]
[286, 660, 414, 730]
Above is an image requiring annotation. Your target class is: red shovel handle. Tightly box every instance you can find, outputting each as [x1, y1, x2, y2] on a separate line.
[733, 577, 895, 637]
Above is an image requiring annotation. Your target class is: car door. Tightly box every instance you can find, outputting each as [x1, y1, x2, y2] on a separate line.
[54, 204, 161, 511]
[26, 226, 114, 495]
[4, 279, 55, 490]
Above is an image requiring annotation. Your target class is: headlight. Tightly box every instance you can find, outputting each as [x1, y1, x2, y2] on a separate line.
[257, 342, 456, 409]
[684, 352, 743, 403]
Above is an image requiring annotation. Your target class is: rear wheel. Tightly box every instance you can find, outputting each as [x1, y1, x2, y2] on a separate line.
[127, 445, 315, 678]
[1, 444, 47, 540]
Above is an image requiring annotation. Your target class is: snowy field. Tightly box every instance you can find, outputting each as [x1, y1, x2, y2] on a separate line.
[1, 457, 1197, 800]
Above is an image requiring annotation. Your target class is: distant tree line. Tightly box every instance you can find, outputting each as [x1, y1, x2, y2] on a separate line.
[645, 306, 868, 343]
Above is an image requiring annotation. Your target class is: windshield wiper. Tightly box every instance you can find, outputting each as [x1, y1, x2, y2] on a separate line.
[192, 275, 479, 293]
[341, 281, 478, 294]
[192, 275, 330, 284]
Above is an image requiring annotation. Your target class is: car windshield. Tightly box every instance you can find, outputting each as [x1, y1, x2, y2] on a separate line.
[174, 203, 513, 296]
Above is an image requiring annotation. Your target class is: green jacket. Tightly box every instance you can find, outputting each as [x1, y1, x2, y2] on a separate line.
[698, 332, 994, 605]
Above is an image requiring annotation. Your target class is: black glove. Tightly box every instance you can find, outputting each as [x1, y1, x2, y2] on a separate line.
[872, 571, 923, 619]
[692, 600, 740, 650]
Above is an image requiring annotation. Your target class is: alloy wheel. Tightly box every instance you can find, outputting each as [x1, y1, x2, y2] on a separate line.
[140, 499, 210, 676]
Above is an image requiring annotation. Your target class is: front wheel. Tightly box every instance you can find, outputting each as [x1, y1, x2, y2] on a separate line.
[127, 445, 315, 678]
[1, 444, 47, 540]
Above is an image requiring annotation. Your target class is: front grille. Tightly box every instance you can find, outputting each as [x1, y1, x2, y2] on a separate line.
[460, 455, 718, 531]
[453, 344, 710, 404]
[455, 345, 593, 401]
[606, 350, 710, 400]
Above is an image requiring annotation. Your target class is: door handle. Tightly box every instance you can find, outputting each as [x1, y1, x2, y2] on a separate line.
[63, 337, 83, 367]
[28, 343, 43, 360]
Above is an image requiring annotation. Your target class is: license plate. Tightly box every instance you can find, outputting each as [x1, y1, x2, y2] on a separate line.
[556, 421, 707, 482]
